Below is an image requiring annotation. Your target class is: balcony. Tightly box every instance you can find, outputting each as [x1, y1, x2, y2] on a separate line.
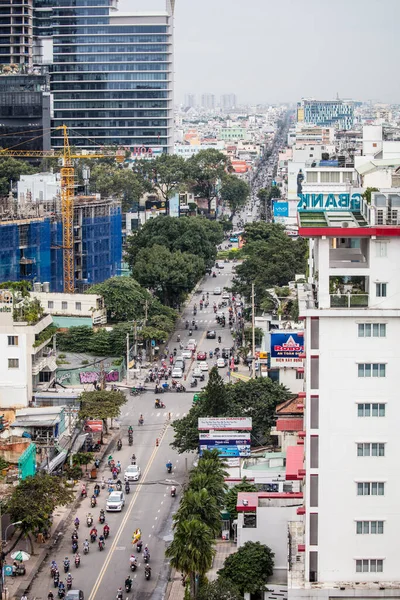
[330, 293, 369, 308]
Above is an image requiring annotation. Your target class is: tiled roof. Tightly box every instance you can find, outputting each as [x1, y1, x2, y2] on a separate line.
[276, 396, 304, 416]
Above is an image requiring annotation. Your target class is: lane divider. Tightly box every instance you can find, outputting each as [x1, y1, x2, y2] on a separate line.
[88, 422, 171, 600]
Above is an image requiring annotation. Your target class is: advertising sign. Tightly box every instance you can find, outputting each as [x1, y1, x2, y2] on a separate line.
[198, 417, 252, 431]
[199, 432, 250, 441]
[199, 444, 251, 457]
[169, 193, 180, 218]
[270, 332, 304, 367]
[273, 201, 289, 222]
[297, 191, 363, 212]
[200, 438, 251, 446]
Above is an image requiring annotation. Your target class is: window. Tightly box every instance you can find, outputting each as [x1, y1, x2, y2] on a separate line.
[357, 403, 385, 417]
[306, 171, 318, 183]
[358, 363, 386, 377]
[7, 336, 18, 346]
[376, 242, 387, 257]
[8, 358, 19, 369]
[356, 559, 383, 573]
[296, 371, 304, 380]
[358, 323, 386, 337]
[356, 521, 384, 534]
[376, 283, 387, 297]
[75, 302, 82, 311]
[357, 482, 385, 496]
[357, 443, 385, 457]
[48, 301, 54, 309]
[61, 301, 68, 310]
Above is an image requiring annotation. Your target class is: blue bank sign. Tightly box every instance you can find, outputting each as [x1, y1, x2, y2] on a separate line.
[297, 192, 362, 211]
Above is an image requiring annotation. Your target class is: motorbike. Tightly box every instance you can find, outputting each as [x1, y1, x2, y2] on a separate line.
[58, 587, 65, 599]
[130, 561, 137, 572]
[171, 486, 176, 497]
[144, 553, 150, 564]
[194, 323, 198, 330]
[74, 518, 80, 529]
[185, 321, 189, 330]
[117, 439, 122, 451]
[176, 335, 180, 342]
[136, 540, 142, 553]
[190, 379, 197, 388]
[90, 497, 96, 508]
[154, 400, 165, 409]
[74, 556, 80, 568]
[72, 541, 78, 554]
[200, 373, 205, 382]
[145, 567, 151, 580]
[83, 545, 89, 555]
[212, 272, 216, 278]
[80, 487, 87, 499]
[63, 561, 70, 573]
[53, 574, 60, 588]
[116, 480, 122, 491]
[128, 435, 133, 446]
[218, 337, 222, 344]
[99, 511, 105, 524]
[167, 463, 172, 474]
[66, 578, 72, 591]
[138, 417, 144, 426]
[125, 482, 130, 494]
[175, 385, 186, 393]
[125, 580, 132, 592]
[51, 565, 58, 578]
[90, 533, 97, 543]
[98, 539, 105, 551]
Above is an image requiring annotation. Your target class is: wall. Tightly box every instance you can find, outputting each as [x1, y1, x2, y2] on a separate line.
[30, 291, 106, 324]
[18, 172, 60, 203]
[278, 368, 304, 395]
[238, 506, 301, 583]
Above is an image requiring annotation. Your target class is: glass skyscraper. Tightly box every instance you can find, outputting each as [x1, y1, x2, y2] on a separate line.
[50, 0, 173, 152]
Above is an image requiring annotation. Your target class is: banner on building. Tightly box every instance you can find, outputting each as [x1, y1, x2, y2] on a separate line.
[270, 332, 304, 367]
[198, 417, 252, 431]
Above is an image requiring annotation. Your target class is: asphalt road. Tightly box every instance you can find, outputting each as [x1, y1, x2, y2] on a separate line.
[29, 267, 237, 600]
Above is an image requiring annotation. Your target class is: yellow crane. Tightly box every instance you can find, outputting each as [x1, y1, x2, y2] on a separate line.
[0, 125, 123, 293]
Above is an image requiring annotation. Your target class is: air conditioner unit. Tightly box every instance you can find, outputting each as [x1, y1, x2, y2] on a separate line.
[341, 221, 349, 228]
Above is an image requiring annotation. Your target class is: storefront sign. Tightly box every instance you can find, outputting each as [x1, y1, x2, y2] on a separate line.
[297, 192, 362, 211]
[270, 332, 304, 367]
[198, 417, 252, 431]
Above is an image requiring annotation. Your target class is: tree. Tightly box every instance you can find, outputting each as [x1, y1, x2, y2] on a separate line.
[174, 489, 221, 536]
[186, 149, 230, 213]
[89, 163, 150, 211]
[8, 474, 74, 543]
[171, 402, 204, 453]
[87, 277, 152, 322]
[217, 541, 274, 597]
[220, 174, 250, 218]
[79, 390, 127, 432]
[362, 187, 379, 205]
[131, 245, 205, 306]
[125, 216, 223, 271]
[224, 478, 257, 520]
[189, 472, 227, 507]
[57, 326, 94, 353]
[72, 452, 93, 472]
[134, 153, 187, 202]
[166, 518, 215, 599]
[0, 157, 37, 196]
[197, 579, 242, 600]
[201, 367, 228, 417]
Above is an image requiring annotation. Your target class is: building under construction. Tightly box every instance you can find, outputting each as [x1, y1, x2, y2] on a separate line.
[0, 193, 122, 292]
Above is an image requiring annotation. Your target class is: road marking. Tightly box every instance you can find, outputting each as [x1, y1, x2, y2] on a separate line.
[88, 423, 170, 600]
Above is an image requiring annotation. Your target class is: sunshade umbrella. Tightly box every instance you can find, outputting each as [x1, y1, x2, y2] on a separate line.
[11, 550, 30, 562]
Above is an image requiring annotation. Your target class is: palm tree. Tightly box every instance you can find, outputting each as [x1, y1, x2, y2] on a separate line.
[166, 518, 215, 598]
[174, 489, 221, 536]
[189, 472, 226, 506]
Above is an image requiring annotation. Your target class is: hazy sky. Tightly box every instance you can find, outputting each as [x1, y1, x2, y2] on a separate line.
[120, 0, 400, 105]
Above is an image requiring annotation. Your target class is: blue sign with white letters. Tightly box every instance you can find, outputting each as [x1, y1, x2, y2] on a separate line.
[273, 201, 289, 218]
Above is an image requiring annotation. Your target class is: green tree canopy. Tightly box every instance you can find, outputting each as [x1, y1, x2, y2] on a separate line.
[8, 474, 74, 537]
[197, 579, 242, 600]
[217, 541, 274, 596]
[125, 215, 223, 271]
[79, 389, 127, 432]
[133, 153, 187, 201]
[131, 244, 205, 306]
[174, 489, 221, 537]
[186, 149, 230, 212]
[220, 174, 250, 218]
[89, 163, 150, 211]
[87, 277, 152, 322]
[224, 478, 257, 520]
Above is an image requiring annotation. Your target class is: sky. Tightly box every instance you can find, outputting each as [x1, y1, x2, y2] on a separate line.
[120, 0, 400, 105]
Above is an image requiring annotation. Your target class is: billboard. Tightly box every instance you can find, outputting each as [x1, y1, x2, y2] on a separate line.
[199, 432, 250, 441]
[297, 191, 363, 212]
[199, 444, 251, 457]
[270, 332, 304, 367]
[273, 201, 289, 221]
[198, 417, 252, 431]
[169, 193, 180, 218]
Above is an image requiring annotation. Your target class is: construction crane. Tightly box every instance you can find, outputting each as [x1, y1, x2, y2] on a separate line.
[0, 124, 123, 293]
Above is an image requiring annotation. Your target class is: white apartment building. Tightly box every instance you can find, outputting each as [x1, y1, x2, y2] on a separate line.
[0, 291, 56, 408]
[290, 190, 400, 599]
[30, 291, 107, 326]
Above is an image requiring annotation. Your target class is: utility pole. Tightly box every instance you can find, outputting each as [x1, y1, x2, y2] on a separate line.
[126, 333, 130, 385]
[134, 320, 138, 357]
[251, 283, 256, 378]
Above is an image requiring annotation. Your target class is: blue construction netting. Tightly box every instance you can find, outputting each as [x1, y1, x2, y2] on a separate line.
[82, 206, 122, 285]
[0, 223, 19, 281]
[51, 221, 63, 292]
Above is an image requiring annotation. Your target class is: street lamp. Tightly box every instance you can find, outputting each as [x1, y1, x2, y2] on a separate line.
[0, 520, 22, 596]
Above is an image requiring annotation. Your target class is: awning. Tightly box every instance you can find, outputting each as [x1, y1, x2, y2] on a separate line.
[71, 433, 88, 453]
[276, 418, 303, 432]
[84, 420, 103, 432]
[286, 446, 304, 480]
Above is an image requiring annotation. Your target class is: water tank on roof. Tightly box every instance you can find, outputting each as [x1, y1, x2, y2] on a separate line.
[33, 282, 42, 292]
[42, 282, 50, 292]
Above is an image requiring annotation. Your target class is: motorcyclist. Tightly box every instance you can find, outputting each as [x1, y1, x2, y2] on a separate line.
[63, 557, 70, 570]
[74, 553, 80, 566]
[125, 576, 132, 591]
[138, 414, 144, 425]
[98, 534, 105, 549]
[218, 336, 222, 344]
[58, 581, 65, 594]
[90, 527, 97, 541]
[103, 523, 110, 537]
[116, 587, 123, 600]
[128, 425, 133, 434]
[129, 554, 137, 567]
[143, 544, 150, 561]
[48, 592, 54, 600]
[131, 453, 136, 464]
[66, 573, 72, 587]
[83, 539, 89, 553]
[125, 480, 130, 493]
[74, 517, 79, 529]
[166, 460, 172, 472]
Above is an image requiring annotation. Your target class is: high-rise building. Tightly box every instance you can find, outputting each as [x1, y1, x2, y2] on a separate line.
[201, 93, 215, 110]
[184, 93, 196, 108]
[297, 99, 354, 130]
[48, 0, 174, 152]
[220, 93, 236, 110]
[290, 189, 400, 599]
[0, 0, 33, 67]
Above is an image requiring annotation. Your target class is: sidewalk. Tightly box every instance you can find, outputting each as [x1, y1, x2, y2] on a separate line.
[7, 428, 118, 600]
[166, 540, 237, 600]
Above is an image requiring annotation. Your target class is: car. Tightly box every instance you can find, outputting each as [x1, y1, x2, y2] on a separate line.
[188, 338, 197, 348]
[66, 591, 84, 600]
[213, 287, 221, 295]
[222, 292, 230, 300]
[186, 343, 196, 351]
[215, 263, 224, 269]
[222, 347, 232, 359]
[124, 464, 141, 482]
[197, 351, 207, 361]
[206, 330, 216, 339]
[217, 358, 226, 368]
[172, 367, 183, 378]
[193, 367, 202, 378]
[106, 491, 125, 512]
[174, 359, 185, 371]
[181, 349, 193, 359]
[199, 361, 209, 371]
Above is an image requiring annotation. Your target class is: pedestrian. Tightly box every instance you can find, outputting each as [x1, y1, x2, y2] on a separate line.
[248, 362, 251, 372]
[21, 592, 28, 600]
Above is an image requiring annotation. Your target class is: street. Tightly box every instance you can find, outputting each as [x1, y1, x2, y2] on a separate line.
[29, 266, 237, 600]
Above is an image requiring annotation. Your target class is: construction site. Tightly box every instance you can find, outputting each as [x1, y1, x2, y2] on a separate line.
[0, 191, 122, 292]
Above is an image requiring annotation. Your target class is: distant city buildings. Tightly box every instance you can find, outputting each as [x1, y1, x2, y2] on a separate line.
[184, 94, 196, 108]
[220, 93, 237, 110]
[201, 93, 215, 110]
[297, 99, 354, 130]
